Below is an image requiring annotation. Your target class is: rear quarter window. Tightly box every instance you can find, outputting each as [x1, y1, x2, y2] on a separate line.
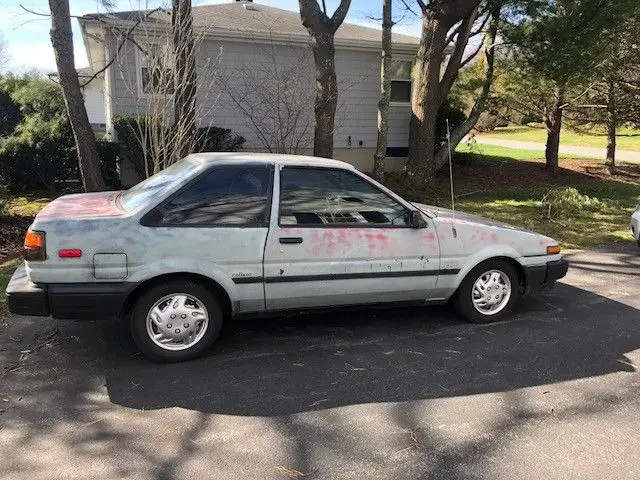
[151, 164, 273, 227]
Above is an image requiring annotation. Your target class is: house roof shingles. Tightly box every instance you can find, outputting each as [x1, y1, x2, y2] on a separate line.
[82, 1, 420, 47]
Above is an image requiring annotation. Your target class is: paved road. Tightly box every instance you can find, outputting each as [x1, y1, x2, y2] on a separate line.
[475, 136, 640, 163]
[1, 246, 640, 479]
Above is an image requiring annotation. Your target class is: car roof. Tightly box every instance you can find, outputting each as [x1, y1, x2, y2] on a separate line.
[187, 152, 355, 170]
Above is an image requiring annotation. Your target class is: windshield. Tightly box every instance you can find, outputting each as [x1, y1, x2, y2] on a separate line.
[119, 158, 199, 212]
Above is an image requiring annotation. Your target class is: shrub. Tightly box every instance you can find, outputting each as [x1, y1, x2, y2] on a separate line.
[0, 77, 78, 193]
[541, 187, 617, 219]
[112, 115, 246, 180]
[0, 75, 80, 193]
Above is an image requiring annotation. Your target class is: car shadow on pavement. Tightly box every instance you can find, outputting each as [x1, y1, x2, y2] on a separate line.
[103, 282, 639, 416]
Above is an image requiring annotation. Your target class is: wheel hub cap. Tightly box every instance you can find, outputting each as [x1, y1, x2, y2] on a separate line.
[146, 293, 209, 351]
[471, 270, 512, 315]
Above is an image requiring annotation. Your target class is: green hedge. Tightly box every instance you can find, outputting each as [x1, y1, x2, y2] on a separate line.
[112, 115, 245, 180]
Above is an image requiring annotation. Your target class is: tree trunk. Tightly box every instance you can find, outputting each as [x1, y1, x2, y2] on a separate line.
[49, 0, 106, 192]
[172, 0, 197, 160]
[407, 16, 448, 183]
[545, 84, 565, 170]
[606, 79, 617, 172]
[373, 0, 392, 182]
[311, 32, 338, 158]
[299, 0, 351, 159]
[434, 4, 500, 170]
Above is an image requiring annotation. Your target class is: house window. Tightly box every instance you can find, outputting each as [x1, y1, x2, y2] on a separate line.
[139, 43, 175, 95]
[390, 60, 412, 103]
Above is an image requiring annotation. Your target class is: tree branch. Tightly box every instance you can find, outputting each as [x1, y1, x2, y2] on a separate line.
[330, 0, 352, 32]
[19, 4, 50, 16]
[434, 3, 501, 169]
[79, 8, 162, 88]
[439, 6, 477, 103]
[398, 0, 418, 16]
[459, 39, 484, 69]
[558, 82, 599, 109]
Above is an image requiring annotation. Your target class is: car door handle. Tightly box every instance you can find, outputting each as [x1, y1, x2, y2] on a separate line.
[279, 237, 303, 244]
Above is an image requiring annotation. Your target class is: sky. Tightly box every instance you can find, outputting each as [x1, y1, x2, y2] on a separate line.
[0, 0, 423, 73]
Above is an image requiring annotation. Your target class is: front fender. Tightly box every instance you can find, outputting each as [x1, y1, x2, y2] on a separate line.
[442, 245, 524, 294]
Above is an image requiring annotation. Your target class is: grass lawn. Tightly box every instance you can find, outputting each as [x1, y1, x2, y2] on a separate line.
[480, 125, 640, 151]
[456, 143, 601, 161]
[385, 151, 640, 250]
[3, 196, 52, 217]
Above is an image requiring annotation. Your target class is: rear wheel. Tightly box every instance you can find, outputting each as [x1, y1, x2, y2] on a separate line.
[130, 280, 223, 362]
[454, 259, 520, 324]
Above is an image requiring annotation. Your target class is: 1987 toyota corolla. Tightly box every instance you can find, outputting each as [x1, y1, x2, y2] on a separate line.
[6, 153, 568, 361]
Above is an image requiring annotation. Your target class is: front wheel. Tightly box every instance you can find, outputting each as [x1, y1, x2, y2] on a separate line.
[130, 280, 223, 362]
[454, 260, 520, 324]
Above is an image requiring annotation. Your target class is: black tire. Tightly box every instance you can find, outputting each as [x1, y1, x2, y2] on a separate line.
[130, 280, 223, 362]
[453, 259, 520, 324]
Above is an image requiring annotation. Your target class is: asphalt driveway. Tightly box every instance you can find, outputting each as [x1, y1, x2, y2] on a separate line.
[1, 246, 640, 479]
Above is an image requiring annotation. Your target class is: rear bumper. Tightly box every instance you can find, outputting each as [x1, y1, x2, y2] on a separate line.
[524, 258, 568, 295]
[6, 265, 49, 316]
[6, 265, 135, 319]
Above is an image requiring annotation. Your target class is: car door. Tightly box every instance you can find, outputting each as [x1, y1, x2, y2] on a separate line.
[263, 165, 441, 311]
[139, 163, 274, 314]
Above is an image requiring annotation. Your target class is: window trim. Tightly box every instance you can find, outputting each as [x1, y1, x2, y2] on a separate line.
[389, 58, 413, 106]
[276, 165, 412, 229]
[135, 42, 176, 99]
[140, 163, 275, 228]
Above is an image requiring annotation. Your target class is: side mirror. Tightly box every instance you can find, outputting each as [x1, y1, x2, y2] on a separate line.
[410, 210, 427, 229]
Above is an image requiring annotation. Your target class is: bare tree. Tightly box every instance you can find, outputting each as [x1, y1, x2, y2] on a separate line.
[406, 0, 482, 184]
[172, 0, 197, 159]
[115, 16, 221, 177]
[0, 32, 9, 72]
[298, 0, 351, 158]
[48, 0, 106, 191]
[372, 0, 393, 182]
[433, 2, 501, 168]
[218, 44, 314, 154]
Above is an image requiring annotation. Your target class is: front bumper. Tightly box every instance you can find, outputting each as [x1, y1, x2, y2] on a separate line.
[6, 264, 135, 319]
[524, 258, 569, 295]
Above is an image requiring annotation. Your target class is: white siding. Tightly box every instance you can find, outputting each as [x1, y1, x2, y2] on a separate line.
[82, 77, 106, 128]
[107, 30, 412, 160]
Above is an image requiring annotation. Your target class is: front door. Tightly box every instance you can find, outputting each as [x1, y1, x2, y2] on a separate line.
[263, 165, 440, 311]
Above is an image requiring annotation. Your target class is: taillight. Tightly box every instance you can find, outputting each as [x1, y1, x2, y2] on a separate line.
[24, 230, 46, 261]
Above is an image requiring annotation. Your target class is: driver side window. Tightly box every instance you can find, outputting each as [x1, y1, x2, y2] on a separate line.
[279, 167, 410, 227]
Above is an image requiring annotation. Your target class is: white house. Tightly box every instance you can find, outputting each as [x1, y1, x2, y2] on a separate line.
[78, 0, 420, 173]
[49, 68, 106, 131]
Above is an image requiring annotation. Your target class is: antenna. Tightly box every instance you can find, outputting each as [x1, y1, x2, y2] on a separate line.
[446, 118, 457, 238]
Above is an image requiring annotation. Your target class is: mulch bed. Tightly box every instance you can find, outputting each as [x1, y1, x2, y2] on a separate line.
[0, 215, 32, 260]
[446, 158, 640, 192]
